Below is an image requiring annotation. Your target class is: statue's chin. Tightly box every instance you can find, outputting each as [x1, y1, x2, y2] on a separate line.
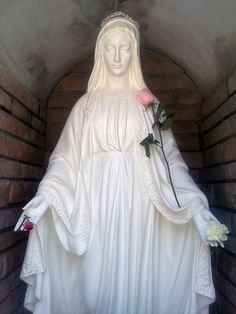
[107, 67, 128, 77]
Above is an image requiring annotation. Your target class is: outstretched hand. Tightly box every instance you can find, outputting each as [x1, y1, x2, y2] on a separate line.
[14, 194, 49, 231]
[193, 209, 229, 247]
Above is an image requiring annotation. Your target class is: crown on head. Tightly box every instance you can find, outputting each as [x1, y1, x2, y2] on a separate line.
[101, 11, 139, 29]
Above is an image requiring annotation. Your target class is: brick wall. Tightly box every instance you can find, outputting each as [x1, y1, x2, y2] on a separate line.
[200, 69, 236, 313]
[47, 49, 202, 181]
[0, 67, 46, 313]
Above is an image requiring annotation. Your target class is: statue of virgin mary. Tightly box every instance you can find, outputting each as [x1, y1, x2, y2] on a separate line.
[15, 12, 228, 314]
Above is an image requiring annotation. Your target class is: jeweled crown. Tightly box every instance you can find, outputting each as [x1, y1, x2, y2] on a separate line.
[101, 11, 139, 29]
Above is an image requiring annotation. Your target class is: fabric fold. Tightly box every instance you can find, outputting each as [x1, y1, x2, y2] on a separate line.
[21, 91, 215, 313]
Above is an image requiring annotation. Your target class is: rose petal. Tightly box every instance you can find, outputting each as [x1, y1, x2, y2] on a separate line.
[23, 221, 34, 231]
[137, 89, 155, 106]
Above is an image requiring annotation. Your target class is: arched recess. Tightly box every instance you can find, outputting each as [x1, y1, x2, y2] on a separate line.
[46, 49, 202, 181]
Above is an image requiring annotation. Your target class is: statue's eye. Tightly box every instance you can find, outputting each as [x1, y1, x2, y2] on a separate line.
[121, 45, 131, 52]
[105, 45, 113, 51]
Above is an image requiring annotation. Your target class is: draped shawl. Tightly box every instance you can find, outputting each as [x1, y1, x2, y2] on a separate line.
[21, 91, 215, 312]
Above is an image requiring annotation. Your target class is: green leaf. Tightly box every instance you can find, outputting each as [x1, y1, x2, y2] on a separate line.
[144, 102, 155, 111]
[163, 112, 175, 119]
[140, 133, 154, 158]
[140, 133, 154, 145]
[144, 143, 151, 158]
[153, 103, 164, 128]
[160, 117, 173, 130]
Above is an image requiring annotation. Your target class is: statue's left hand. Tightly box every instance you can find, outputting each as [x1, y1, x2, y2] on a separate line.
[193, 209, 229, 247]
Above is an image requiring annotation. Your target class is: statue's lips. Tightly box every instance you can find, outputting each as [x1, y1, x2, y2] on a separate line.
[111, 64, 122, 68]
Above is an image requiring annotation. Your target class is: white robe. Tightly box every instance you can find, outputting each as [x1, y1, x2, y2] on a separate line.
[21, 90, 215, 314]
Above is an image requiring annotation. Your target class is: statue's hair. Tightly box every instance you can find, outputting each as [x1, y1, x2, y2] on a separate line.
[87, 18, 147, 92]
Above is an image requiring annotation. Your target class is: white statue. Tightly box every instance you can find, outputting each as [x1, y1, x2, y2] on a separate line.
[15, 12, 228, 314]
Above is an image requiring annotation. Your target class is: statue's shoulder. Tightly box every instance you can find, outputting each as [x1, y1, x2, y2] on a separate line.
[73, 93, 90, 110]
[68, 92, 93, 119]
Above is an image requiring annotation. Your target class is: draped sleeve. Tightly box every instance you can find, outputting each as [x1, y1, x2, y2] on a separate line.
[36, 93, 91, 255]
[140, 102, 209, 224]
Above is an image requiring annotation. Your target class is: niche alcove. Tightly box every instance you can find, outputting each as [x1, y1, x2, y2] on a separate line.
[0, 1, 235, 313]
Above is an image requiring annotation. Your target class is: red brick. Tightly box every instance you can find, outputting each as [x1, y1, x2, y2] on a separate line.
[0, 282, 26, 314]
[201, 93, 236, 133]
[46, 123, 64, 150]
[155, 91, 175, 105]
[0, 159, 43, 180]
[172, 122, 199, 135]
[39, 100, 46, 120]
[141, 50, 184, 75]
[189, 169, 199, 182]
[173, 109, 198, 121]
[48, 91, 81, 108]
[220, 294, 236, 314]
[175, 135, 200, 151]
[0, 180, 10, 207]
[0, 67, 39, 115]
[210, 290, 220, 314]
[0, 207, 22, 230]
[0, 110, 44, 147]
[47, 108, 70, 123]
[165, 104, 199, 121]
[0, 89, 12, 111]
[46, 123, 64, 139]
[203, 137, 236, 166]
[203, 114, 236, 148]
[0, 133, 44, 166]
[55, 75, 88, 92]
[0, 230, 26, 251]
[203, 183, 236, 210]
[0, 268, 21, 303]
[31, 115, 45, 134]
[201, 82, 228, 119]
[12, 99, 31, 124]
[176, 91, 202, 105]
[8, 181, 38, 204]
[224, 235, 236, 256]
[217, 250, 236, 286]
[0, 241, 27, 279]
[44, 151, 52, 165]
[70, 58, 94, 73]
[215, 273, 236, 307]
[182, 152, 202, 168]
[145, 75, 196, 92]
[200, 162, 236, 183]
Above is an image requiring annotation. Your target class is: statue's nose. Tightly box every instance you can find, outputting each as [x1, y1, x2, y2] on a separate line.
[114, 47, 121, 63]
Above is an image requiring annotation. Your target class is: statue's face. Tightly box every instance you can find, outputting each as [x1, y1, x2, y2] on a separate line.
[103, 31, 132, 77]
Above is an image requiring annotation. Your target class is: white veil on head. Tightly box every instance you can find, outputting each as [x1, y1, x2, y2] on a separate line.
[87, 12, 147, 92]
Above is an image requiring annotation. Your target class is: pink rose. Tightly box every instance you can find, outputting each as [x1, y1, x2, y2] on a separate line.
[23, 221, 34, 231]
[136, 88, 155, 106]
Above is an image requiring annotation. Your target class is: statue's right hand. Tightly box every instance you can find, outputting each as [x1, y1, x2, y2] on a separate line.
[14, 194, 49, 231]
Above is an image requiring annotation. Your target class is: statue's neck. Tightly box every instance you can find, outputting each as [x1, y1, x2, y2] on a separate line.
[104, 73, 131, 92]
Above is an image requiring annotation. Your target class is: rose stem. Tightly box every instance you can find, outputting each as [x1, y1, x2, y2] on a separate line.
[152, 105, 181, 208]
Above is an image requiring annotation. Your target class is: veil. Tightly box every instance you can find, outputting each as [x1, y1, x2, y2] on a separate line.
[87, 17, 147, 92]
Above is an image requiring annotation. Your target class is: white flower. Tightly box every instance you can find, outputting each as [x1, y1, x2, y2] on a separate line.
[206, 222, 229, 247]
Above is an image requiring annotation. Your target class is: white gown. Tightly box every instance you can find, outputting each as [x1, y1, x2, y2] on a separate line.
[21, 90, 215, 313]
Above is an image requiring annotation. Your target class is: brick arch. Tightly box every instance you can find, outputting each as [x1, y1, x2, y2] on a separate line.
[46, 49, 202, 181]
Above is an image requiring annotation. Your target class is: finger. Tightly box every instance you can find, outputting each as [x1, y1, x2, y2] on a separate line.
[219, 241, 224, 248]
[20, 224, 25, 231]
[22, 198, 36, 210]
[31, 201, 48, 218]
[209, 240, 218, 247]
[23, 194, 43, 210]
[208, 212, 220, 223]
[14, 215, 25, 231]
